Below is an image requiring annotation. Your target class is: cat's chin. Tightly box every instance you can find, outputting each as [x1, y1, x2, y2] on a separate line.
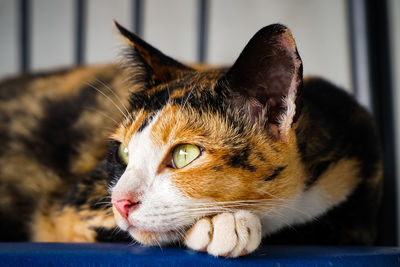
[127, 226, 181, 246]
[113, 210, 184, 245]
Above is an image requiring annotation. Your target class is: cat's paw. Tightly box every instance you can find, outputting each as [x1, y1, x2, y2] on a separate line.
[184, 210, 261, 258]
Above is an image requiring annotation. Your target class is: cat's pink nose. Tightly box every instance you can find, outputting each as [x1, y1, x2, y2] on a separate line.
[112, 197, 140, 219]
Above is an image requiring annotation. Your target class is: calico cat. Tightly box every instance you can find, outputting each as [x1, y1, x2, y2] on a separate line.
[0, 22, 382, 257]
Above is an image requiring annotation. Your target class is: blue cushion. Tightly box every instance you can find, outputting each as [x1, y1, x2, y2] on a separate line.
[0, 243, 399, 266]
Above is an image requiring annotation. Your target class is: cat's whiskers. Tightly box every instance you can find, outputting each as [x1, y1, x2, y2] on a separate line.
[193, 198, 286, 205]
[92, 201, 112, 206]
[94, 78, 133, 121]
[83, 107, 120, 126]
[260, 190, 289, 202]
[185, 199, 286, 210]
[165, 84, 172, 103]
[173, 225, 187, 241]
[127, 236, 140, 247]
[117, 197, 312, 232]
[101, 224, 132, 242]
[85, 82, 130, 122]
[182, 198, 312, 218]
[103, 212, 114, 218]
[154, 236, 163, 249]
[180, 84, 197, 114]
[267, 210, 297, 230]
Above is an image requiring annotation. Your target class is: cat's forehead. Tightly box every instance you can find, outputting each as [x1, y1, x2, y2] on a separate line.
[129, 70, 225, 112]
[113, 70, 229, 144]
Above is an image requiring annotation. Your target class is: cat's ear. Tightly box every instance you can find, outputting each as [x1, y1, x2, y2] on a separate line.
[114, 21, 193, 86]
[225, 24, 303, 140]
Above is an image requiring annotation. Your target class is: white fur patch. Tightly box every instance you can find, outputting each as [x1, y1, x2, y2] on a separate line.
[278, 87, 297, 138]
[231, 210, 262, 257]
[278, 55, 302, 139]
[111, 114, 196, 241]
[185, 211, 261, 258]
[260, 179, 351, 236]
[207, 213, 237, 256]
[184, 218, 212, 251]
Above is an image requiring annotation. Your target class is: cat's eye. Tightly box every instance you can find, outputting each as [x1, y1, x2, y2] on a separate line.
[118, 143, 129, 165]
[172, 144, 201, 169]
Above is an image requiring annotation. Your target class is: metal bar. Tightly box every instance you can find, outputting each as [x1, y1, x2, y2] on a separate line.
[75, 0, 86, 65]
[198, 0, 209, 63]
[133, 0, 143, 37]
[347, 0, 372, 112]
[19, 0, 30, 72]
[365, 0, 398, 246]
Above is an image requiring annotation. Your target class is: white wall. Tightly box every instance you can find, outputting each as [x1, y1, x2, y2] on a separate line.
[143, 0, 198, 63]
[208, 0, 351, 91]
[86, 0, 131, 64]
[31, 0, 75, 71]
[0, 0, 19, 77]
[0, 0, 351, 93]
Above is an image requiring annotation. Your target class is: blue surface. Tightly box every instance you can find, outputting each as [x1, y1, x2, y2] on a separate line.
[0, 243, 399, 266]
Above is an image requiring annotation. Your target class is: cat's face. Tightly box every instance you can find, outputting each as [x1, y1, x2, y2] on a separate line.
[108, 22, 305, 245]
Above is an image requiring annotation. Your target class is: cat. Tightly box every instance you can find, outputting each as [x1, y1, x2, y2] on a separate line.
[0, 21, 382, 257]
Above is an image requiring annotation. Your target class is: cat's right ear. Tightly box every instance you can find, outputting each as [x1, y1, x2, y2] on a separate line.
[114, 21, 193, 87]
[224, 24, 303, 141]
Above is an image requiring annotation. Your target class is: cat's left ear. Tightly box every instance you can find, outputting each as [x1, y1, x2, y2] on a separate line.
[114, 21, 193, 87]
[224, 24, 303, 141]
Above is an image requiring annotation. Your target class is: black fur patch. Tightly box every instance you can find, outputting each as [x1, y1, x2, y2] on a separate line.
[265, 166, 286, 182]
[137, 113, 155, 132]
[61, 161, 109, 209]
[61, 182, 92, 208]
[89, 196, 112, 210]
[305, 161, 331, 188]
[22, 85, 98, 176]
[296, 78, 381, 188]
[107, 141, 127, 187]
[0, 112, 11, 157]
[172, 87, 225, 115]
[129, 86, 172, 113]
[256, 152, 266, 162]
[93, 226, 132, 242]
[225, 145, 256, 172]
[0, 184, 34, 241]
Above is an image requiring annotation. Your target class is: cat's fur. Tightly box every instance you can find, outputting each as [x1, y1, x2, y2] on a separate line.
[0, 22, 382, 257]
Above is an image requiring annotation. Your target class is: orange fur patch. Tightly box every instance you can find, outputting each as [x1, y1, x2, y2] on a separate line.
[150, 104, 307, 206]
[112, 110, 148, 145]
[32, 206, 116, 242]
[314, 159, 362, 205]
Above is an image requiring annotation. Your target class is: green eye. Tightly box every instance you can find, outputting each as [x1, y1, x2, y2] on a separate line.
[172, 144, 201, 169]
[118, 143, 129, 165]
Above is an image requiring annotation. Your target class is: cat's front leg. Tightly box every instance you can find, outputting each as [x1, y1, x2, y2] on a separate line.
[184, 210, 262, 257]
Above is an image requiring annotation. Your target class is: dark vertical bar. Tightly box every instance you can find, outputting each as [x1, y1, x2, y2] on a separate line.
[198, 0, 209, 63]
[365, 0, 398, 246]
[347, 0, 372, 112]
[19, 0, 30, 72]
[132, 0, 143, 37]
[75, 0, 86, 65]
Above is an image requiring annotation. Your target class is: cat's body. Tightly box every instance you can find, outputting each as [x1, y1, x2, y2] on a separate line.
[0, 64, 130, 241]
[0, 23, 382, 257]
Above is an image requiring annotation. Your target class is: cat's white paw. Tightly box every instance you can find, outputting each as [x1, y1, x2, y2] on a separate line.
[184, 210, 261, 257]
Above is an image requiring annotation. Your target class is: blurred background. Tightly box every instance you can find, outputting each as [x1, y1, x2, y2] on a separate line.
[0, 0, 399, 246]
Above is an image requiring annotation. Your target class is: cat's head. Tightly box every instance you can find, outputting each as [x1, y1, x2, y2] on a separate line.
[108, 22, 305, 245]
